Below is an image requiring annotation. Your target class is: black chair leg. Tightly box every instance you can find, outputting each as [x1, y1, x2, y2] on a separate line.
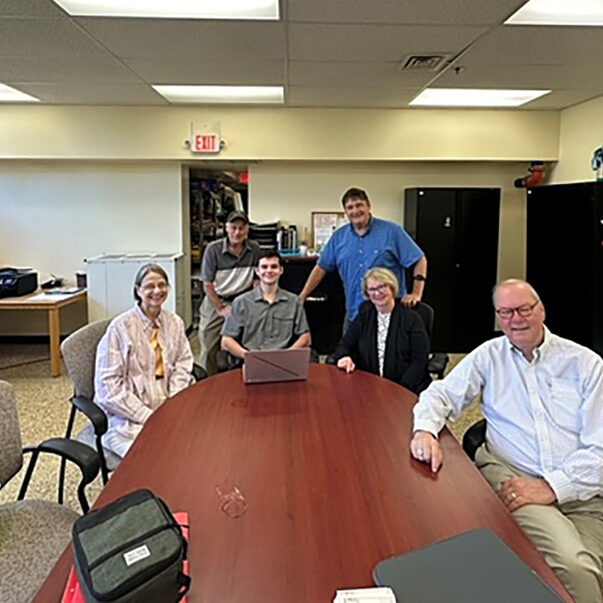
[59, 404, 78, 504]
[18, 449, 40, 500]
[96, 434, 110, 484]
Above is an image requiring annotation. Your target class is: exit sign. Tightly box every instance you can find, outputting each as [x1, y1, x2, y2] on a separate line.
[193, 133, 220, 153]
[190, 121, 223, 154]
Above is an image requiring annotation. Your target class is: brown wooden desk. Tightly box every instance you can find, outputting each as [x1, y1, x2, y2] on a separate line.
[35, 365, 571, 602]
[0, 289, 86, 377]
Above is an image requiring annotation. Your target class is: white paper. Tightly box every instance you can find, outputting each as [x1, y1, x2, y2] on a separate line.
[333, 586, 396, 603]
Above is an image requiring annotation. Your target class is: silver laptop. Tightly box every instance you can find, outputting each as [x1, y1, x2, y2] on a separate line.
[243, 348, 311, 384]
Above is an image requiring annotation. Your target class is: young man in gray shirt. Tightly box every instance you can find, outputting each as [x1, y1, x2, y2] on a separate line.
[221, 250, 311, 359]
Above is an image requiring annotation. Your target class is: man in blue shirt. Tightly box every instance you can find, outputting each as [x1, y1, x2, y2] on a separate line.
[300, 187, 427, 324]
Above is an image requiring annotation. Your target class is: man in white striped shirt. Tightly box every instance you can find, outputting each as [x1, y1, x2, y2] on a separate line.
[411, 279, 603, 602]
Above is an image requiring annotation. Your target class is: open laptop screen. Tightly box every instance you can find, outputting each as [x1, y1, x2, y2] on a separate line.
[243, 348, 311, 384]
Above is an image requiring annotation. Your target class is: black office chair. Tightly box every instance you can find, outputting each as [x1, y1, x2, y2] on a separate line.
[462, 418, 487, 460]
[411, 301, 449, 380]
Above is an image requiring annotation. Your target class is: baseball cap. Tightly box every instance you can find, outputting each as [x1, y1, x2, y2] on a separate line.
[226, 210, 249, 224]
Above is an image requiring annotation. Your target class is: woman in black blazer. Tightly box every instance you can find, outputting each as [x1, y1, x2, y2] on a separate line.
[332, 267, 431, 394]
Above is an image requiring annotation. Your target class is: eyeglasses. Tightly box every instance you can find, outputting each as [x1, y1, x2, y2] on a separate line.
[367, 284, 388, 295]
[495, 299, 540, 319]
[141, 283, 169, 292]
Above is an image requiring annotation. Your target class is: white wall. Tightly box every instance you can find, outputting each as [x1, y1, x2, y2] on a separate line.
[551, 94, 603, 183]
[0, 161, 185, 334]
[249, 161, 529, 281]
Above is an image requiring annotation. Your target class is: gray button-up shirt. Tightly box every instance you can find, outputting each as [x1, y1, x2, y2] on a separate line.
[222, 286, 309, 351]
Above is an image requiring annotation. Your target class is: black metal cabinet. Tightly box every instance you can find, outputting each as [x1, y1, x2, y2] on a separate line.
[280, 257, 345, 354]
[405, 188, 500, 352]
[527, 182, 603, 355]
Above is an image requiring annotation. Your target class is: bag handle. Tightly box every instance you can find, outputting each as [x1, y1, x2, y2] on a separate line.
[177, 572, 192, 600]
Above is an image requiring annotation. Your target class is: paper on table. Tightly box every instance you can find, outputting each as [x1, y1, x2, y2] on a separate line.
[333, 587, 396, 603]
[28, 293, 59, 301]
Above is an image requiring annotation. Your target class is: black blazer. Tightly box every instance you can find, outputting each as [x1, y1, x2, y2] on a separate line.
[332, 301, 431, 394]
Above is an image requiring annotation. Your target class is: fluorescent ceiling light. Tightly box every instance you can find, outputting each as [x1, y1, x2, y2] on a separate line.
[0, 83, 39, 103]
[506, 0, 603, 26]
[51, 0, 279, 19]
[153, 85, 284, 104]
[410, 88, 550, 107]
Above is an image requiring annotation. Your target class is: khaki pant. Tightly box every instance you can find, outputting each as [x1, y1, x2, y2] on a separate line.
[198, 296, 228, 376]
[476, 444, 603, 603]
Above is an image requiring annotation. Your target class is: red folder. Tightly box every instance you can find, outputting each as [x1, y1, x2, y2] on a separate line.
[61, 512, 190, 603]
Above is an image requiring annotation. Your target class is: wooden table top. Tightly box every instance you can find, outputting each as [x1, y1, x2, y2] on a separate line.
[35, 365, 571, 602]
[0, 288, 86, 310]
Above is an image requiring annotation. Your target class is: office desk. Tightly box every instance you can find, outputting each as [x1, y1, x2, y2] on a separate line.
[0, 289, 86, 377]
[35, 366, 571, 602]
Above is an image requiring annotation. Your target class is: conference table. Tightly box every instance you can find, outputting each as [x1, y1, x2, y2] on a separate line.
[36, 365, 571, 602]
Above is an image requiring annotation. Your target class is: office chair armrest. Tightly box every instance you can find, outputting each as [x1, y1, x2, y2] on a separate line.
[71, 395, 108, 435]
[462, 419, 487, 461]
[428, 353, 449, 380]
[325, 353, 338, 366]
[20, 438, 100, 513]
[192, 363, 208, 382]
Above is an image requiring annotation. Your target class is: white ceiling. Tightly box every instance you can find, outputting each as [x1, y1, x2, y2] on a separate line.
[1, 0, 602, 109]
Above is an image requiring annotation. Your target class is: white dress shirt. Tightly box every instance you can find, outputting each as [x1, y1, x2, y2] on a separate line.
[95, 305, 194, 441]
[413, 328, 603, 504]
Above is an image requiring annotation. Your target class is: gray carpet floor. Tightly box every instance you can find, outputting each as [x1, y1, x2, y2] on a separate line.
[0, 341, 482, 515]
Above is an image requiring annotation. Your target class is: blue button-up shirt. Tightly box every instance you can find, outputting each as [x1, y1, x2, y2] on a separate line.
[318, 217, 424, 320]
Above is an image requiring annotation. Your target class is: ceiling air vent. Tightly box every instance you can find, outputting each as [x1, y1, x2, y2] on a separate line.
[400, 55, 450, 71]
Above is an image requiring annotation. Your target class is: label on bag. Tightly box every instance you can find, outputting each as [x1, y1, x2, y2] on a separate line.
[123, 545, 151, 566]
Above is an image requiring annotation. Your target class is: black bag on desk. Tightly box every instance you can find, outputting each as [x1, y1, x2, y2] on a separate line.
[72, 489, 190, 603]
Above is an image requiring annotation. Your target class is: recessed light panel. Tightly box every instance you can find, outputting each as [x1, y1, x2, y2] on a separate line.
[506, 0, 603, 26]
[410, 88, 550, 107]
[0, 84, 39, 103]
[51, 0, 279, 19]
[153, 85, 284, 104]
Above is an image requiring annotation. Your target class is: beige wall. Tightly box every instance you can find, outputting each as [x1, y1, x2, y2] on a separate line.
[0, 161, 185, 335]
[0, 102, 564, 336]
[551, 95, 603, 183]
[0, 105, 559, 161]
[249, 161, 528, 283]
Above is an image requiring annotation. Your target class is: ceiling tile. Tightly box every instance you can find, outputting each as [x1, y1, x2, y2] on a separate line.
[76, 18, 285, 61]
[0, 17, 104, 57]
[287, 0, 526, 26]
[11, 83, 167, 104]
[460, 25, 603, 67]
[289, 60, 436, 87]
[288, 23, 487, 62]
[435, 61, 603, 91]
[0, 56, 140, 84]
[287, 86, 421, 107]
[123, 57, 284, 86]
[0, 0, 66, 17]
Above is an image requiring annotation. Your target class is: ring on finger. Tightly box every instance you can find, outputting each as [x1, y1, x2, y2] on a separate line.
[511, 492, 517, 500]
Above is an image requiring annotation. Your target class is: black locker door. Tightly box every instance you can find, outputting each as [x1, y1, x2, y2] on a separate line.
[405, 188, 500, 353]
[412, 189, 456, 352]
[456, 189, 500, 350]
[527, 183, 600, 352]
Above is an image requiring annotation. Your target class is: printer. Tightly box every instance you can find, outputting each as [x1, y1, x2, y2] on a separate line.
[0, 268, 38, 298]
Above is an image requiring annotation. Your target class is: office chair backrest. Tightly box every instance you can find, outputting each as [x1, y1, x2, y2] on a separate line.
[0, 380, 23, 486]
[61, 319, 111, 399]
[412, 301, 434, 340]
